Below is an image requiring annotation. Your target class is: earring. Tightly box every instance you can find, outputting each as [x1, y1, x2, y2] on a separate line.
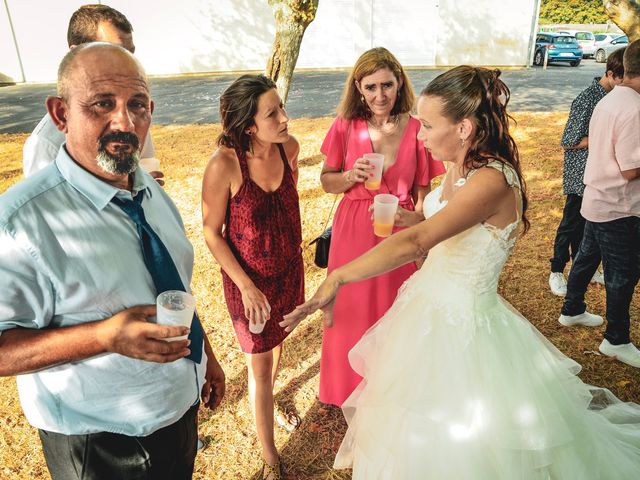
[460, 138, 466, 147]
[360, 95, 365, 103]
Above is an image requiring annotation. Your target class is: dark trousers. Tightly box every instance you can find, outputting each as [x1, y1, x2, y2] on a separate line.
[550, 194, 599, 273]
[39, 403, 198, 480]
[562, 217, 640, 345]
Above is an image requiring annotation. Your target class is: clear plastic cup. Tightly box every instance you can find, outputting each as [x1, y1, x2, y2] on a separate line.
[249, 316, 267, 334]
[363, 153, 384, 190]
[373, 194, 399, 237]
[138, 157, 161, 173]
[248, 302, 271, 334]
[156, 290, 195, 341]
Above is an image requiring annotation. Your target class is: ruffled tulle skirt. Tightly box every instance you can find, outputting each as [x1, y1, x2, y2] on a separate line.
[334, 274, 640, 479]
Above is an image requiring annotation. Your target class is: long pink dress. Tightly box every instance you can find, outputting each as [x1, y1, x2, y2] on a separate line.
[319, 116, 445, 406]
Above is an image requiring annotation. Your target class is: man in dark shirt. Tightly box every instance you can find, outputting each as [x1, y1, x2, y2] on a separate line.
[548, 48, 625, 296]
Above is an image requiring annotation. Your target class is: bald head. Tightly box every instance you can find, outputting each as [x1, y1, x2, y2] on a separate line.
[47, 41, 153, 187]
[57, 42, 147, 100]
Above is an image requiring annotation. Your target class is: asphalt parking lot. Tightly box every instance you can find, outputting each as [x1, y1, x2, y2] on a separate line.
[0, 59, 606, 134]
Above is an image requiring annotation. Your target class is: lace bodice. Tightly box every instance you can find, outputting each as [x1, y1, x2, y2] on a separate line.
[416, 161, 522, 299]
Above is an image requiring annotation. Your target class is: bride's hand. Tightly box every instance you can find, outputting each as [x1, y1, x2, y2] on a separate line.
[394, 206, 424, 227]
[280, 274, 341, 331]
[368, 205, 424, 228]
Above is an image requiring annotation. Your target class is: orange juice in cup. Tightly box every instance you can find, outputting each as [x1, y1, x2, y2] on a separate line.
[365, 179, 382, 190]
[373, 194, 399, 238]
[364, 153, 384, 190]
[373, 222, 394, 237]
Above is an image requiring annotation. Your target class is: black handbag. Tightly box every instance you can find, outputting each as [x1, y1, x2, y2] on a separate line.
[309, 122, 350, 268]
[309, 225, 332, 268]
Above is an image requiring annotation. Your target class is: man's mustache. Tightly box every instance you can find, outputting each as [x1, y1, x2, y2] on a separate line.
[98, 131, 140, 152]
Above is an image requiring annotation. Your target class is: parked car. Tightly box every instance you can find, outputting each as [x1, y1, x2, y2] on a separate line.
[594, 33, 621, 47]
[594, 35, 629, 63]
[557, 30, 596, 57]
[533, 33, 583, 67]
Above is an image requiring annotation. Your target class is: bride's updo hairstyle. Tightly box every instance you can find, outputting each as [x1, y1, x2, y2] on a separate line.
[421, 66, 529, 232]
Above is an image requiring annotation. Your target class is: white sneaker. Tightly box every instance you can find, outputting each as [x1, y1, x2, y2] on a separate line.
[558, 311, 604, 327]
[590, 270, 605, 285]
[599, 339, 640, 368]
[549, 272, 567, 296]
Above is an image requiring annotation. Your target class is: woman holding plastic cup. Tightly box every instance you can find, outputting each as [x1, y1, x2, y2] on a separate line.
[201, 75, 303, 479]
[318, 47, 445, 407]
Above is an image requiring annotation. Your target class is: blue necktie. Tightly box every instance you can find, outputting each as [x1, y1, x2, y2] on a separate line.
[112, 193, 203, 363]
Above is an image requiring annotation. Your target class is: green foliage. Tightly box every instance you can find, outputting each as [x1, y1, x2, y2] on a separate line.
[539, 0, 609, 24]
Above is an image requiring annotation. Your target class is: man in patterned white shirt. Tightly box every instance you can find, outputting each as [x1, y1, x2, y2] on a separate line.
[548, 48, 625, 296]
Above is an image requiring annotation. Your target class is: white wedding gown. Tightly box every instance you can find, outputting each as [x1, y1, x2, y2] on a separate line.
[334, 162, 640, 479]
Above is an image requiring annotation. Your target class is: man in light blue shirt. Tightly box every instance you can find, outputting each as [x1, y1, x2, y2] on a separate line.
[0, 43, 225, 479]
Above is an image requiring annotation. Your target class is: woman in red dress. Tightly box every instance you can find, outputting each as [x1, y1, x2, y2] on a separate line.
[202, 75, 303, 480]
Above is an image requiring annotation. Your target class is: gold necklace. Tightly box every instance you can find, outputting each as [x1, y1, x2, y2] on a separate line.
[367, 114, 400, 134]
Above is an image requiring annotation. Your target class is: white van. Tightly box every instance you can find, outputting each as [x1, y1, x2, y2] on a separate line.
[557, 30, 596, 58]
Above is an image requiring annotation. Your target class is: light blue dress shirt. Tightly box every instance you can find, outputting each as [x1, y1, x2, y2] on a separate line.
[0, 147, 205, 436]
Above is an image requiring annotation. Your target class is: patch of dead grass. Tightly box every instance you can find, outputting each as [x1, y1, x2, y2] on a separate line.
[0, 113, 638, 480]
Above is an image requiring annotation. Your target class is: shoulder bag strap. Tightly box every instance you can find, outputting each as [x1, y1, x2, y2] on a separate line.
[316, 121, 352, 235]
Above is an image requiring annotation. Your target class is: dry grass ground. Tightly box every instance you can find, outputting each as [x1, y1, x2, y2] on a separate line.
[0, 113, 638, 480]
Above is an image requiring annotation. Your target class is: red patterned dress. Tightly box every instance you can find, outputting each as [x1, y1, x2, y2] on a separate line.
[221, 144, 304, 353]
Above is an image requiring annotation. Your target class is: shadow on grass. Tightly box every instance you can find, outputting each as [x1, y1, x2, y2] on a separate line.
[299, 154, 325, 168]
[0, 168, 21, 181]
[249, 399, 350, 480]
[201, 313, 325, 416]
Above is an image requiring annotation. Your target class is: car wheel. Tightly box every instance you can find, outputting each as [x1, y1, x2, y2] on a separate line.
[533, 50, 543, 66]
[570, 60, 581, 67]
[595, 49, 606, 63]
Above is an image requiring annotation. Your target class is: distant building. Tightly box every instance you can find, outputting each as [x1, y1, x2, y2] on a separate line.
[1, 0, 540, 83]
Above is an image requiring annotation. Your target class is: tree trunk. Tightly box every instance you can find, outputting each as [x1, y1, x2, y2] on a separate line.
[603, 0, 640, 41]
[266, 0, 319, 104]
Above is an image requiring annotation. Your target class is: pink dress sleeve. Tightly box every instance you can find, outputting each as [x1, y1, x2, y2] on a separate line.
[321, 117, 350, 170]
[411, 117, 446, 186]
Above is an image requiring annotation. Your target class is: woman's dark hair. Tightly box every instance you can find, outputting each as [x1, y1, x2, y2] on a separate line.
[606, 46, 625, 79]
[421, 66, 529, 232]
[217, 74, 277, 158]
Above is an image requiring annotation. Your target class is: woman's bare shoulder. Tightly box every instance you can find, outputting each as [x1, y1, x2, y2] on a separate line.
[204, 146, 240, 183]
[283, 136, 300, 156]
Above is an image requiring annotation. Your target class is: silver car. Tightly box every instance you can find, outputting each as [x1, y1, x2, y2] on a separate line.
[594, 35, 629, 63]
[594, 33, 621, 47]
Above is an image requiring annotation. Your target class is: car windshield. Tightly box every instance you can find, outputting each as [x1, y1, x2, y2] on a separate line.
[554, 36, 577, 44]
[575, 32, 594, 41]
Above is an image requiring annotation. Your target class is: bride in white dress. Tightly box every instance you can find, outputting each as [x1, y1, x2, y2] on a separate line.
[281, 66, 640, 479]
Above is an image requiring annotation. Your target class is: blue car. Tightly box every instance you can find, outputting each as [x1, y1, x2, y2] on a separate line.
[533, 33, 583, 67]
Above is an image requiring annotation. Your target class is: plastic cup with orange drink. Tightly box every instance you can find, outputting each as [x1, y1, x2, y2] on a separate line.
[373, 194, 399, 237]
[363, 153, 384, 190]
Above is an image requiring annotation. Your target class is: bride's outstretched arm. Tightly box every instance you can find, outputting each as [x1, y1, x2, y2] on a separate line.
[281, 168, 513, 330]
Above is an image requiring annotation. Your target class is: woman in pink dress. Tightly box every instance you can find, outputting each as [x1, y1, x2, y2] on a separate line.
[318, 47, 445, 406]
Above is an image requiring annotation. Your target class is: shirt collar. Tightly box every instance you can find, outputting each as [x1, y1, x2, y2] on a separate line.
[55, 145, 154, 211]
[592, 77, 607, 96]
